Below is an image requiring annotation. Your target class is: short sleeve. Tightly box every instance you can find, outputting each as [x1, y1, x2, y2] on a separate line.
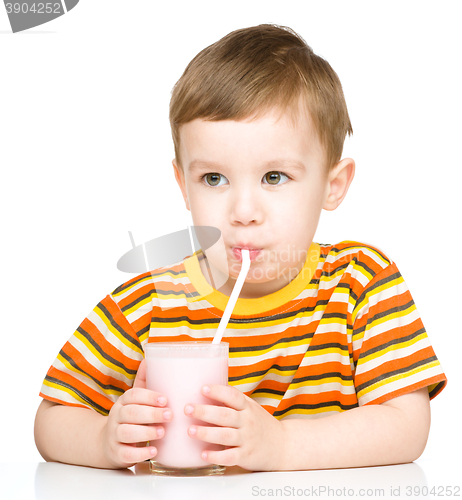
[351, 261, 447, 406]
[39, 294, 145, 415]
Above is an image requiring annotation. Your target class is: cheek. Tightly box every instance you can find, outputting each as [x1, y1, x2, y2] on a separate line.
[274, 191, 322, 233]
[189, 193, 223, 226]
[269, 193, 311, 223]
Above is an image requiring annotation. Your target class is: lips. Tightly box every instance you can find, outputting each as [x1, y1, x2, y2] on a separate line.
[232, 246, 262, 262]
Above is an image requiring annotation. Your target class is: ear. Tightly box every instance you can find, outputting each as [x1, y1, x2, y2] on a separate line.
[323, 158, 355, 211]
[172, 159, 190, 211]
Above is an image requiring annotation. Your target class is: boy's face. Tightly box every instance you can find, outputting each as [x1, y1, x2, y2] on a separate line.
[173, 107, 354, 298]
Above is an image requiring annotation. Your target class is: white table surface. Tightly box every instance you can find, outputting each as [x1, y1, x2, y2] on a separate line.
[1, 458, 460, 500]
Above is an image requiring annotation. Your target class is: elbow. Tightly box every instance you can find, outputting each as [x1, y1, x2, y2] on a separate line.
[389, 418, 430, 465]
[402, 397, 431, 463]
[34, 399, 58, 463]
[382, 387, 431, 464]
[34, 405, 48, 462]
[403, 434, 429, 464]
[409, 415, 431, 462]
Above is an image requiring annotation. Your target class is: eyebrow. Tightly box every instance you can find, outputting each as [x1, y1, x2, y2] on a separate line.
[188, 159, 306, 173]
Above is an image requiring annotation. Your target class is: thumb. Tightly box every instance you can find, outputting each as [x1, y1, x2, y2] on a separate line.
[133, 358, 147, 389]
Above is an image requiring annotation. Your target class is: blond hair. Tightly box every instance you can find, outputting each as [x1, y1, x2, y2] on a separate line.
[170, 24, 352, 172]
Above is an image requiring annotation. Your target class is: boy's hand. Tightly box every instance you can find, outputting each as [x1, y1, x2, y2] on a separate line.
[100, 359, 172, 468]
[184, 384, 286, 471]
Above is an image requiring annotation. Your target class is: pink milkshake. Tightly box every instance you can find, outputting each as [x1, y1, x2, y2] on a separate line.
[144, 341, 229, 476]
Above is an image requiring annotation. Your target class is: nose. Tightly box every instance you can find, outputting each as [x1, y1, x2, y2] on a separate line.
[229, 186, 263, 226]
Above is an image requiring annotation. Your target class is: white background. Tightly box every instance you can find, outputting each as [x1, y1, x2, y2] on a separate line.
[0, 0, 460, 474]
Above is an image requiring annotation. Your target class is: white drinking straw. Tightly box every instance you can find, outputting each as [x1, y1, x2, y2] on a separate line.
[212, 249, 251, 344]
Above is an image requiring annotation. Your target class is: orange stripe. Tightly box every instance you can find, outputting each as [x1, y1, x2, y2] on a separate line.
[39, 393, 89, 410]
[274, 390, 358, 414]
[62, 342, 132, 392]
[355, 346, 438, 388]
[356, 319, 426, 356]
[364, 375, 448, 405]
[46, 366, 114, 411]
[80, 318, 141, 372]
[99, 295, 143, 346]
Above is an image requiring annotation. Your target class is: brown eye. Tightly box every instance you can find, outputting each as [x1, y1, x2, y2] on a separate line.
[204, 173, 222, 186]
[264, 171, 282, 185]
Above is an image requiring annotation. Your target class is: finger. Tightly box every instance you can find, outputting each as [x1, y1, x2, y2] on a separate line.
[188, 424, 240, 447]
[184, 403, 238, 428]
[201, 448, 238, 467]
[117, 423, 165, 444]
[133, 359, 147, 389]
[119, 404, 172, 425]
[119, 387, 167, 408]
[116, 443, 158, 466]
[201, 384, 248, 411]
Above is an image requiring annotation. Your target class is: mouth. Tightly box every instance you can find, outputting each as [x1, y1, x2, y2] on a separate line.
[232, 246, 262, 262]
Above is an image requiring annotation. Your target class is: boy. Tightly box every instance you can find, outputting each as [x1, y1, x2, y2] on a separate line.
[34, 24, 446, 471]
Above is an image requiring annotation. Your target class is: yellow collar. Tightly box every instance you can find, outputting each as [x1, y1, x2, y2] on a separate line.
[184, 242, 320, 315]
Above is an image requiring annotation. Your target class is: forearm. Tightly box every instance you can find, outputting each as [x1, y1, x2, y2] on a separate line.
[278, 393, 430, 470]
[34, 400, 113, 469]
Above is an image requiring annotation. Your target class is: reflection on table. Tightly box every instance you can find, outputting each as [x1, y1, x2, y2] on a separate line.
[33, 460, 428, 500]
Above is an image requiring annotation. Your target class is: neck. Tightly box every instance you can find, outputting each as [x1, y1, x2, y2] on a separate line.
[198, 254, 304, 299]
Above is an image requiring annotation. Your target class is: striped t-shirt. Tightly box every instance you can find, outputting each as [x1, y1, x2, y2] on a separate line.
[40, 240, 447, 418]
